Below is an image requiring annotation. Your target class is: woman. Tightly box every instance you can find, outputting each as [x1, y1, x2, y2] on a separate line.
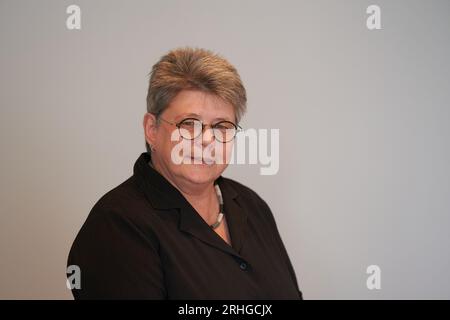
[68, 47, 303, 299]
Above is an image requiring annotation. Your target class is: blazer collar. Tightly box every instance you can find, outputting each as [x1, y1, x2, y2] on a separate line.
[133, 152, 240, 208]
[133, 152, 247, 256]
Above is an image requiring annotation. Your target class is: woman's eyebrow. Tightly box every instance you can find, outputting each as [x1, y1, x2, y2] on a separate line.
[212, 117, 233, 122]
[175, 113, 201, 120]
[176, 113, 234, 122]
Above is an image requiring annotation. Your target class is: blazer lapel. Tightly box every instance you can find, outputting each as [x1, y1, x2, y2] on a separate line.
[178, 204, 240, 258]
[178, 177, 248, 258]
[134, 152, 248, 259]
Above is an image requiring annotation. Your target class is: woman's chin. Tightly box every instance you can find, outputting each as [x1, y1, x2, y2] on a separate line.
[180, 164, 219, 184]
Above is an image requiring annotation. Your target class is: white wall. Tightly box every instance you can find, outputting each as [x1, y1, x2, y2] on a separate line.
[1, 0, 450, 299]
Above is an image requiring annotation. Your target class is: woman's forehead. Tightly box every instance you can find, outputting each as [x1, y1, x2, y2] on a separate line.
[165, 90, 235, 121]
[173, 112, 234, 122]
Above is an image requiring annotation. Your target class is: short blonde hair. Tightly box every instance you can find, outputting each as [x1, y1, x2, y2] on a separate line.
[145, 47, 247, 151]
[147, 46, 246, 119]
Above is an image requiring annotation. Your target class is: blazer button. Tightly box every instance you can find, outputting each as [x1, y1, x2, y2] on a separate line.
[239, 262, 248, 270]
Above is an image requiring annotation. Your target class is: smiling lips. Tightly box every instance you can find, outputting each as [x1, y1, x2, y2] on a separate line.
[189, 156, 215, 165]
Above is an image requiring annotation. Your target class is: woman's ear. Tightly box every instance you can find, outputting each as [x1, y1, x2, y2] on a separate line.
[143, 113, 158, 148]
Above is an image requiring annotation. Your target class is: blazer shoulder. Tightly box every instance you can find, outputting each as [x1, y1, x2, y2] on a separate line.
[80, 175, 158, 234]
[89, 176, 146, 214]
[69, 176, 158, 263]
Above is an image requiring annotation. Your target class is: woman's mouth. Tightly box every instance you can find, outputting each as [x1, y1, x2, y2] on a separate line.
[189, 156, 214, 165]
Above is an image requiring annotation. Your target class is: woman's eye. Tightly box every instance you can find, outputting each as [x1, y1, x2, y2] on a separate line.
[182, 121, 196, 126]
[215, 123, 234, 130]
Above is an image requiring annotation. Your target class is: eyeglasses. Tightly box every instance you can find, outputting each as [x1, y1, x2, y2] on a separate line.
[157, 116, 242, 143]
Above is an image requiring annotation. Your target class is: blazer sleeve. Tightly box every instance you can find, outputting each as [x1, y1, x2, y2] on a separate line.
[258, 197, 304, 300]
[67, 205, 166, 299]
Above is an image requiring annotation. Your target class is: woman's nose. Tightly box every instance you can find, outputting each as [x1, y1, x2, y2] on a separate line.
[201, 127, 215, 145]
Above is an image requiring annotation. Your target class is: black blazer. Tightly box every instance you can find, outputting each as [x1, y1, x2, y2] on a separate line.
[68, 152, 303, 299]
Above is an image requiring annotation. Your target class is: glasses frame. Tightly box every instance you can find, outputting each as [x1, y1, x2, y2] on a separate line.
[156, 116, 242, 143]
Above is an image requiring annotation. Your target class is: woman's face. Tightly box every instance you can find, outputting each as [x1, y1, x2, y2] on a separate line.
[148, 89, 236, 189]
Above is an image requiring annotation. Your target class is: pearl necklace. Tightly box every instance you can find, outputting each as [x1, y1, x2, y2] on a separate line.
[210, 182, 224, 229]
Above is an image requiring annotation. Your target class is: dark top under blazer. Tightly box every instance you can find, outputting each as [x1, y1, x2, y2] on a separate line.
[68, 152, 303, 299]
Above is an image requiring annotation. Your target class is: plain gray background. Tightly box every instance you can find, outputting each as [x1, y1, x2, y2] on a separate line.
[1, 0, 449, 299]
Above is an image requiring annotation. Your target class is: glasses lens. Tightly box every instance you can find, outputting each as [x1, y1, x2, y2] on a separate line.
[178, 118, 202, 140]
[213, 121, 237, 142]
